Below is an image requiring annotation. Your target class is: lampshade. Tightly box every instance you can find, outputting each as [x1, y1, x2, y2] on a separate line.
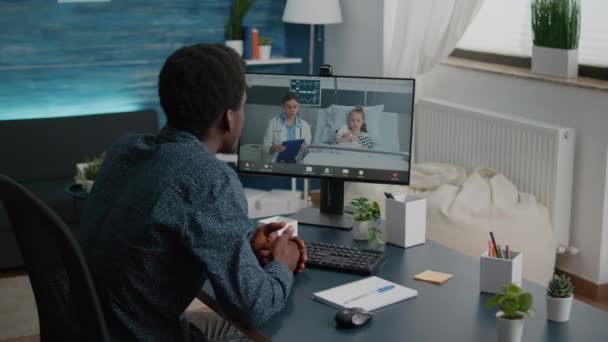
[282, 0, 342, 25]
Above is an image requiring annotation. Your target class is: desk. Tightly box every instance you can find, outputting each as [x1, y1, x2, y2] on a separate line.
[253, 224, 608, 341]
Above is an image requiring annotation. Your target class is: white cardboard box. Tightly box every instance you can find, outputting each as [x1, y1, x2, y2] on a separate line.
[385, 195, 426, 248]
[479, 250, 523, 294]
[244, 188, 305, 219]
[257, 216, 298, 236]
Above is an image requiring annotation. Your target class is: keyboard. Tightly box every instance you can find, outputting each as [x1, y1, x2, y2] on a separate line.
[305, 241, 384, 275]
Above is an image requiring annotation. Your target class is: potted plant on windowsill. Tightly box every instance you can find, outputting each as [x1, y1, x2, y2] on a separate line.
[259, 36, 272, 59]
[531, 0, 581, 78]
[546, 273, 574, 322]
[75, 152, 105, 193]
[225, 0, 256, 57]
[345, 197, 381, 241]
[485, 283, 535, 342]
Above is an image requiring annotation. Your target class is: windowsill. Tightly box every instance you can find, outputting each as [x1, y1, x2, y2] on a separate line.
[442, 56, 608, 92]
[245, 57, 302, 66]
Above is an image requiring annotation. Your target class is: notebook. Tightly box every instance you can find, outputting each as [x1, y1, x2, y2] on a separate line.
[276, 139, 304, 163]
[312, 276, 418, 312]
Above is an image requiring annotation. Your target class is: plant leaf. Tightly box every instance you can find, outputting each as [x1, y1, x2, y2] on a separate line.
[505, 283, 520, 296]
[484, 295, 502, 309]
[501, 298, 519, 317]
[518, 293, 533, 311]
[525, 308, 536, 318]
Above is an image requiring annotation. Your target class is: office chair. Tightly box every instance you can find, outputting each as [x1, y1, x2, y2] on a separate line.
[0, 174, 110, 342]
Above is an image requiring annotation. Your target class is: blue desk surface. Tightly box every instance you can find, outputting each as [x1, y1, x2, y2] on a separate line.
[256, 224, 608, 341]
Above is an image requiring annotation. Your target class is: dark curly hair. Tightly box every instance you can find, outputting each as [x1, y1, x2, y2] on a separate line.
[158, 43, 246, 140]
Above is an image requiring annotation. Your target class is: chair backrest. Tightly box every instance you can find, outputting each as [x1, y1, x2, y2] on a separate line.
[0, 174, 109, 342]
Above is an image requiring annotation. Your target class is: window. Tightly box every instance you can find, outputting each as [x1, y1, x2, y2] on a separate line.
[456, 0, 608, 68]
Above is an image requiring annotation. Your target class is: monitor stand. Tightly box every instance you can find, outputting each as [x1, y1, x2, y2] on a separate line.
[289, 179, 352, 230]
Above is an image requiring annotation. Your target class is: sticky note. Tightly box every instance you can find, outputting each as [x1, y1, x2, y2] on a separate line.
[414, 270, 454, 284]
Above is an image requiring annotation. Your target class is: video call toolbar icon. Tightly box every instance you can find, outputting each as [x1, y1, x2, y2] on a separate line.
[342, 169, 349, 175]
[305, 166, 313, 172]
[358, 170, 364, 176]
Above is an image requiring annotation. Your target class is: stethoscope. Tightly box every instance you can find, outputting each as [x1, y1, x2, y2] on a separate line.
[273, 113, 302, 142]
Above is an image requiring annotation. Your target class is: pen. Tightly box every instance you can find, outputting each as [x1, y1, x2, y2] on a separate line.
[505, 245, 510, 260]
[343, 285, 395, 305]
[489, 232, 501, 259]
[384, 192, 395, 199]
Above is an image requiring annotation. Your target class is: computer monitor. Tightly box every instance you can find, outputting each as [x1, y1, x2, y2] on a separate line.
[238, 73, 415, 229]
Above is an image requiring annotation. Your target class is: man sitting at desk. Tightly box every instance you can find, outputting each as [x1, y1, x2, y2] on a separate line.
[76, 44, 306, 342]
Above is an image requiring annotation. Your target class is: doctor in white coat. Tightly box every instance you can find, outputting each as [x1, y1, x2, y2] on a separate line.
[262, 92, 312, 162]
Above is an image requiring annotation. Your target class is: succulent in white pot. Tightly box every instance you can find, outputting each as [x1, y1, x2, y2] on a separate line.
[546, 274, 574, 322]
[485, 283, 535, 342]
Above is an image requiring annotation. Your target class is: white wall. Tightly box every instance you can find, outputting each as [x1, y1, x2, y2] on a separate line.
[419, 65, 608, 284]
[325, 0, 608, 284]
[324, 0, 383, 77]
[601, 148, 608, 282]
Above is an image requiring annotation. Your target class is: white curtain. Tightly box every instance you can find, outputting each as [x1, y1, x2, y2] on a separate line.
[383, 0, 484, 78]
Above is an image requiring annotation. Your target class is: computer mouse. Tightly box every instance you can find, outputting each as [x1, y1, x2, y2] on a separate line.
[334, 307, 373, 328]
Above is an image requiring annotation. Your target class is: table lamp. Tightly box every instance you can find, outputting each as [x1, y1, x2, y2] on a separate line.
[282, 0, 342, 75]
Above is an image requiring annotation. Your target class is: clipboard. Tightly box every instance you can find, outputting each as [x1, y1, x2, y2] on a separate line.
[276, 139, 304, 163]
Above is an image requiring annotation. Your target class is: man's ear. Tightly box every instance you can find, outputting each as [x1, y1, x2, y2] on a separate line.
[222, 109, 233, 133]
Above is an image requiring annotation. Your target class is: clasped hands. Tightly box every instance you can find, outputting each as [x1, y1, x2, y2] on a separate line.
[251, 222, 307, 273]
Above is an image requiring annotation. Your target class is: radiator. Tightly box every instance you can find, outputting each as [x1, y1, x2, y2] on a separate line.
[414, 98, 575, 251]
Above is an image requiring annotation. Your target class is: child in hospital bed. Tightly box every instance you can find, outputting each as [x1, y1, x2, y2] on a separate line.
[333, 106, 375, 149]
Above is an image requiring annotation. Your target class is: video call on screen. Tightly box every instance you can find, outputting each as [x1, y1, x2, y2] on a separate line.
[238, 74, 415, 185]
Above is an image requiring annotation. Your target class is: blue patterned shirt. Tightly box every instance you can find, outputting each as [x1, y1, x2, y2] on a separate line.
[76, 126, 294, 342]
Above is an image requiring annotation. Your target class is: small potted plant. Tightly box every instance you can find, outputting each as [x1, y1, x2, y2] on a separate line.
[531, 0, 580, 78]
[225, 0, 256, 56]
[345, 197, 381, 241]
[485, 283, 535, 342]
[259, 36, 272, 59]
[75, 152, 105, 193]
[546, 273, 574, 322]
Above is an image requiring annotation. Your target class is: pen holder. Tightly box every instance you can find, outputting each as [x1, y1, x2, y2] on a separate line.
[479, 250, 522, 294]
[258, 216, 298, 236]
[384, 195, 426, 248]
